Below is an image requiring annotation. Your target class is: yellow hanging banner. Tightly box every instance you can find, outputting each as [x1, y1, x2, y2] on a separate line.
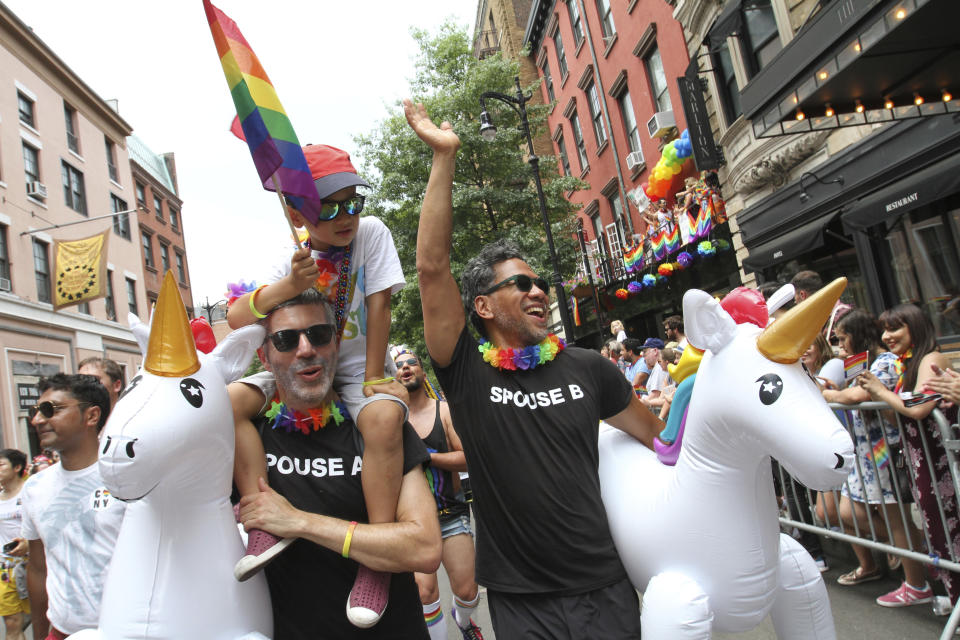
[53, 229, 110, 310]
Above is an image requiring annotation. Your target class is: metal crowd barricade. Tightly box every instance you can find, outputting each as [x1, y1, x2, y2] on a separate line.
[775, 401, 960, 640]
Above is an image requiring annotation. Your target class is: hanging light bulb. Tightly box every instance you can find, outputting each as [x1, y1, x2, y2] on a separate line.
[796, 109, 806, 121]
[884, 98, 894, 110]
[824, 104, 835, 117]
[943, 89, 953, 102]
[913, 93, 924, 106]
[855, 100, 864, 113]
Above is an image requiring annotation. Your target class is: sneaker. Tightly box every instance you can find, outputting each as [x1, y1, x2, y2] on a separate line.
[233, 529, 295, 582]
[837, 566, 882, 586]
[452, 609, 484, 640]
[814, 556, 829, 573]
[346, 565, 390, 628]
[876, 581, 933, 608]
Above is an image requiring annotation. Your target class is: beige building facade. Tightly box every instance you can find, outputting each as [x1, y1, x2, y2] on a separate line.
[0, 4, 148, 454]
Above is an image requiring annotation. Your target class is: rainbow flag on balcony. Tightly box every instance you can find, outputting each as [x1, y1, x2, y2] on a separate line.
[623, 243, 645, 273]
[203, 0, 320, 218]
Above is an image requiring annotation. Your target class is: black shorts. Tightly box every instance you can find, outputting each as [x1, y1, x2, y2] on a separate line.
[487, 577, 641, 639]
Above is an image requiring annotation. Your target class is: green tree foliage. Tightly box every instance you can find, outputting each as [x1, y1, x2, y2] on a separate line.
[354, 23, 587, 361]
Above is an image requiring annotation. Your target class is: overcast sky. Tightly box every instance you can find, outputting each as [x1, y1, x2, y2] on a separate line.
[5, 0, 476, 307]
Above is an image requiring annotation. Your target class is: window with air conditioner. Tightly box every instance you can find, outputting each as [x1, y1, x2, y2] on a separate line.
[22, 143, 42, 199]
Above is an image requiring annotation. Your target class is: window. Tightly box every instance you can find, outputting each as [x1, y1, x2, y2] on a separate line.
[618, 89, 642, 154]
[17, 92, 35, 128]
[169, 208, 180, 233]
[126, 277, 138, 315]
[556, 132, 572, 176]
[105, 137, 118, 182]
[542, 60, 555, 102]
[78, 301, 90, 314]
[141, 231, 155, 269]
[743, 0, 782, 76]
[713, 41, 743, 124]
[553, 30, 569, 78]
[22, 143, 40, 194]
[160, 242, 171, 273]
[64, 104, 79, 153]
[566, 0, 584, 46]
[645, 46, 672, 113]
[0, 225, 9, 282]
[112, 194, 131, 240]
[569, 112, 588, 172]
[596, 0, 616, 40]
[585, 80, 607, 146]
[33, 239, 50, 303]
[61, 162, 87, 215]
[105, 270, 116, 321]
[153, 195, 164, 221]
[135, 182, 146, 207]
[175, 251, 187, 284]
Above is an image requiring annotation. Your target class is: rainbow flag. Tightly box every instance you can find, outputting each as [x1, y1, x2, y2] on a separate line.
[872, 438, 890, 470]
[650, 228, 669, 260]
[571, 296, 582, 326]
[692, 201, 712, 240]
[203, 0, 321, 220]
[663, 222, 680, 254]
[624, 243, 645, 273]
[844, 351, 869, 381]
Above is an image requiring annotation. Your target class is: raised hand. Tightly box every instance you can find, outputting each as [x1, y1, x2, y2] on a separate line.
[403, 99, 460, 154]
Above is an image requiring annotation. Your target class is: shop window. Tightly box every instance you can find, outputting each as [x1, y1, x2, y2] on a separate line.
[884, 205, 960, 337]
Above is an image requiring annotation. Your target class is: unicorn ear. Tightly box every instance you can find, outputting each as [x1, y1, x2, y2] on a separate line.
[683, 289, 738, 353]
[128, 312, 150, 356]
[208, 325, 266, 383]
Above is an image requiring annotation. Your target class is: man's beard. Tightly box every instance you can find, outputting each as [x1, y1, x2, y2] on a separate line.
[270, 354, 336, 410]
[401, 376, 423, 392]
[493, 307, 549, 346]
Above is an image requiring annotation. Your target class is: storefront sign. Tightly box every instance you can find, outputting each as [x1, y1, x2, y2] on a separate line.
[884, 192, 919, 213]
[17, 383, 39, 410]
[677, 74, 723, 171]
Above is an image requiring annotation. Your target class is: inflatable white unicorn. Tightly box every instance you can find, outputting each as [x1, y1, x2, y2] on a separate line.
[599, 278, 855, 639]
[73, 271, 273, 639]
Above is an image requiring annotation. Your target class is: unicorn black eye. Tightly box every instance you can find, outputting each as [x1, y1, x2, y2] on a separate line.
[125, 439, 137, 459]
[756, 374, 783, 405]
[180, 378, 205, 408]
[102, 436, 112, 455]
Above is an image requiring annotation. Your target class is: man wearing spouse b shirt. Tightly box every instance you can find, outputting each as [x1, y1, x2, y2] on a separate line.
[405, 100, 663, 638]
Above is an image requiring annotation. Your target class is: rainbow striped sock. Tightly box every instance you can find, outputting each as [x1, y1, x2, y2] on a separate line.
[423, 599, 446, 640]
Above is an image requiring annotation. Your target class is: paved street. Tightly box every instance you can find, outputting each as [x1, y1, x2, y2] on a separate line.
[436, 552, 955, 639]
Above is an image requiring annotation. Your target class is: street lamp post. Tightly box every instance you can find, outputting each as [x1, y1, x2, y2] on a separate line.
[479, 76, 576, 343]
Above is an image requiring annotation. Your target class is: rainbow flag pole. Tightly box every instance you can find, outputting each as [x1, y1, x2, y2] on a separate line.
[203, 0, 322, 243]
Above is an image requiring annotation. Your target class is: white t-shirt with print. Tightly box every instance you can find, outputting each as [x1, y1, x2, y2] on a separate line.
[266, 216, 406, 378]
[21, 462, 125, 635]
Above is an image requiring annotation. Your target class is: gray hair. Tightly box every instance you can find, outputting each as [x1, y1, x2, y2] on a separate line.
[460, 239, 526, 337]
[265, 288, 337, 331]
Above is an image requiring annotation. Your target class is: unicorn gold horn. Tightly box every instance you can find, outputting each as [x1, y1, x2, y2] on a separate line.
[145, 271, 200, 377]
[757, 277, 847, 364]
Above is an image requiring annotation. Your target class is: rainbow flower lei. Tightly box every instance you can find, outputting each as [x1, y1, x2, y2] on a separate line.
[265, 395, 349, 435]
[478, 334, 565, 371]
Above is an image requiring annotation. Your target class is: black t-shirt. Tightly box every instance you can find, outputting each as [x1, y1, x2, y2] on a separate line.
[258, 414, 431, 639]
[433, 327, 634, 595]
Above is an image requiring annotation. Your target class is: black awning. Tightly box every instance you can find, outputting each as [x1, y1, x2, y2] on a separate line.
[707, 0, 743, 49]
[741, 212, 839, 273]
[741, 0, 960, 138]
[841, 152, 960, 231]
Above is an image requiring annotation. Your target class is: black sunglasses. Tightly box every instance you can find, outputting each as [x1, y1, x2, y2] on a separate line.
[267, 323, 337, 352]
[395, 358, 419, 368]
[298, 194, 365, 223]
[28, 400, 92, 421]
[479, 274, 549, 297]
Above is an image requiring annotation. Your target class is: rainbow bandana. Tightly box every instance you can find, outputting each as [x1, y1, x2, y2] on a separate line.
[893, 348, 913, 393]
[478, 334, 565, 371]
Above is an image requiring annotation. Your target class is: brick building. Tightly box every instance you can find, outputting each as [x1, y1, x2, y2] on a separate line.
[128, 135, 194, 314]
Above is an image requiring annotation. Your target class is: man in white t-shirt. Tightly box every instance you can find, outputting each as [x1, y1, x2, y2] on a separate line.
[639, 338, 667, 409]
[21, 373, 125, 639]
